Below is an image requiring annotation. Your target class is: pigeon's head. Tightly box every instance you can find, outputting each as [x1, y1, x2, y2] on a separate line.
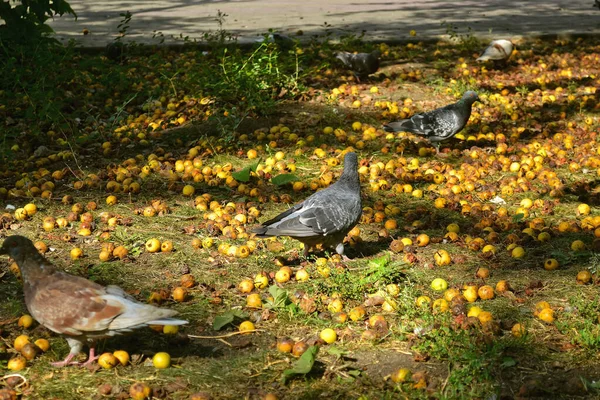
[370, 49, 382, 58]
[462, 91, 480, 104]
[0, 235, 34, 260]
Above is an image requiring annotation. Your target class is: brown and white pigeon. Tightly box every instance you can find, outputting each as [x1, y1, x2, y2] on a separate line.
[383, 91, 480, 153]
[336, 50, 380, 81]
[251, 152, 362, 258]
[0, 235, 187, 367]
[476, 39, 514, 63]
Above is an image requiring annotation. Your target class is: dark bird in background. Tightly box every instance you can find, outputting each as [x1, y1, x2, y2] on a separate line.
[255, 32, 296, 50]
[476, 39, 514, 64]
[105, 41, 127, 63]
[0, 235, 187, 367]
[252, 152, 362, 258]
[383, 91, 480, 154]
[336, 49, 381, 81]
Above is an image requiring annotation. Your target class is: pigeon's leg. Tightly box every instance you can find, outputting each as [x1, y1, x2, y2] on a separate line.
[81, 346, 100, 367]
[302, 245, 310, 258]
[51, 338, 84, 367]
[434, 143, 449, 158]
[335, 243, 351, 262]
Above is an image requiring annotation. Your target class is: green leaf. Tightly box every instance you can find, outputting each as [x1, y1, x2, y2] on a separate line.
[348, 370, 361, 377]
[232, 160, 260, 182]
[271, 173, 299, 186]
[368, 253, 391, 269]
[512, 213, 525, 223]
[549, 251, 572, 265]
[582, 376, 600, 390]
[282, 345, 319, 384]
[326, 346, 347, 358]
[212, 309, 248, 331]
[266, 285, 290, 309]
[501, 357, 516, 368]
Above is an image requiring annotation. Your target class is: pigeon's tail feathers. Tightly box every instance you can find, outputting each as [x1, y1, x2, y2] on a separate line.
[250, 226, 271, 237]
[146, 318, 188, 326]
[383, 123, 399, 133]
[106, 295, 188, 331]
[383, 120, 424, 135]
[336, 52, 352, 66]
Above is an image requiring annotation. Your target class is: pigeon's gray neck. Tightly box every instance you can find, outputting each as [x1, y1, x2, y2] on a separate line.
[339, 166, 360, 187]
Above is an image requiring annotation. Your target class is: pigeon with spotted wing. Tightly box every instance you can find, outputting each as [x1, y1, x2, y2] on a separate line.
[0, 235, 187, 368]
[336, 50, 380, 81]
[252, 152, 361, 258]
[383, 91, 480, 153]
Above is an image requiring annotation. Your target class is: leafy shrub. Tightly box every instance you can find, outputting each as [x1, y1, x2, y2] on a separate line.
[0, 0, 76, 44]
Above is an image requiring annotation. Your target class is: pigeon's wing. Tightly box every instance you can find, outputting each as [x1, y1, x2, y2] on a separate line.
[254, 202, 329, 238]
[30, 273, 186, 336]
[384, 109, 444, 136]
[254, 191, 351, 238]
[294, 203, 344, 236]
[351, 54, 371, 75]
[423, 108, 462, 139]
[29, 273, 123, 335]
[383, 115, 429, 135]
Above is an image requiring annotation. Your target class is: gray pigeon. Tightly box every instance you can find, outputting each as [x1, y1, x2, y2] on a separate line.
[251, 152, 362, 258]
[383, 91, 480, 153]
[477, 40, 514, 63]
[336, 50, 380, 81]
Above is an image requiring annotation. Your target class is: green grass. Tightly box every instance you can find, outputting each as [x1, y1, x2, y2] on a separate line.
[3, 30, 600, 399]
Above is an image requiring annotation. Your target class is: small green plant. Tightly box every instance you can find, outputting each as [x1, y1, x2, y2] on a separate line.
[441, 21, 480, 53]
[339, 31, 366, 49]
[315, 255, 407, 300]
[202, 42, 302, 136]
[516, 85, 530, 97]
[202, 10, 236, 47]
[588, 253, 600, 275]
[105, 11, 133, 63]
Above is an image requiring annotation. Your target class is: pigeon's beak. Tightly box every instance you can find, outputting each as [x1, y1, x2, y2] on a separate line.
[0, 244, 7, 256]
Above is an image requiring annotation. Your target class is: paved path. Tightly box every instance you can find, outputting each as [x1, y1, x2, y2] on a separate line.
[48, 0, 600, 47]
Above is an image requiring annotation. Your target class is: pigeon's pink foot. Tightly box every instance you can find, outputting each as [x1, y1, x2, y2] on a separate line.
[81, 347, 99, 367]
[341, 255, 352, 262]
[51, 353, 80, 367]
